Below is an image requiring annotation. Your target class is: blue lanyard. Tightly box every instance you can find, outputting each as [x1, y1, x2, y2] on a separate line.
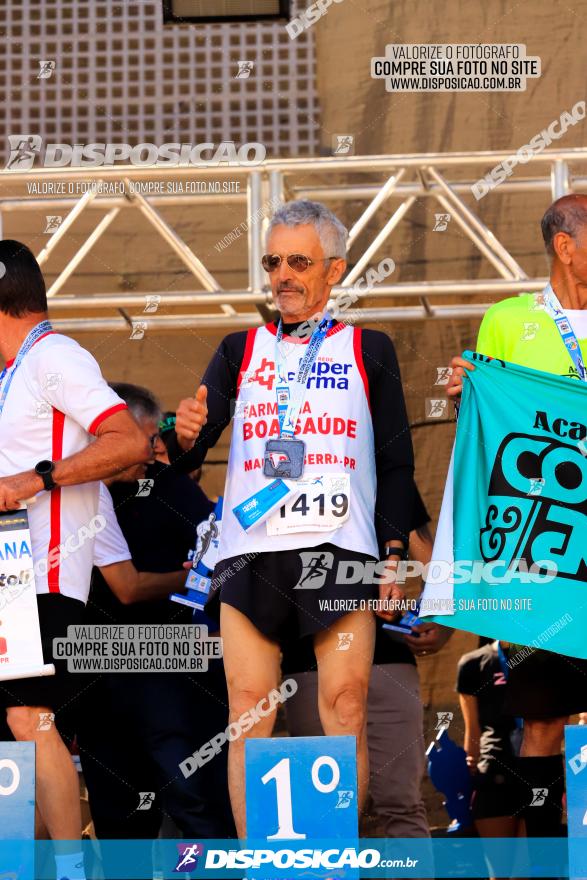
[542, 283, 587, 381]
[0, 320, 53, 418]
[274, 315, 333, 438]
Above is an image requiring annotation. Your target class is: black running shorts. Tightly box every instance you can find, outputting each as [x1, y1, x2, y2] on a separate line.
[0, 593, 86, 717]
[206, 543, 378, 642]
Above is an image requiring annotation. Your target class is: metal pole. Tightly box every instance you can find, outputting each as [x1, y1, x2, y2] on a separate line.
[347, 169, 405, 248]
[46, 208, 120, 298]
[342, 197, 416, 286]
[551, 160, 570, 199]
[0, 176, 565, 212]
[268, 170, 285, 209]
[426, 167, 528, 280]
[45, 279, 545, 312]
[36, 189, 97, 266]
[432, 192, 516, 281]
[4, 147, 587, 183]
[125, 182, 222, 292]
[48, 290, 268, 309]
[48, 303, 494, 333]
[247, 171, 264, 294]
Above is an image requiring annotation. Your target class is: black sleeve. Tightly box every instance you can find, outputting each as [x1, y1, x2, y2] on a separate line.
[167, 331, 247, 473]
[362, 330, 415, 548]
[456, 653, 481, 695]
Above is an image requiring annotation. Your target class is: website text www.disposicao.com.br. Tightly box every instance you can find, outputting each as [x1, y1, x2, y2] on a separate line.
[202, 846, 418, 871]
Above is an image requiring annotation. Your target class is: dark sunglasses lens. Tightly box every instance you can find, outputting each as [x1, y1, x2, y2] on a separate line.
[261, 254, 281, 272]
[287, 254, 311, 272]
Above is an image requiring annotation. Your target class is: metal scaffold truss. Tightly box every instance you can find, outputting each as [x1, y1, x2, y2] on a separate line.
[1, 149, 583, 332]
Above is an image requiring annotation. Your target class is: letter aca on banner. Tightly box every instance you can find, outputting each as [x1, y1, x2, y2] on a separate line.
[0, 507, 55, 682]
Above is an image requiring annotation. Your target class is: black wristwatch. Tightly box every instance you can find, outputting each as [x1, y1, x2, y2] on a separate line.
[35, 459, 57, 491]
[383, 544, 409, 561]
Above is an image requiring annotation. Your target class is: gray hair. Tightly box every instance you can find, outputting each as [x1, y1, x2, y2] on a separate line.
[541, 195, 587, 256]
[267, 200, 348, 259]
[109, 382, 161, 424]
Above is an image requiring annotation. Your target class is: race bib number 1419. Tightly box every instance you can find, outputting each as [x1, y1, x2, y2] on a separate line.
[266, 473, 351, 535]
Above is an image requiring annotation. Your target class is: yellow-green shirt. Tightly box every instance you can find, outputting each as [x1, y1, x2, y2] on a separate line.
[476, 292, 587, 380]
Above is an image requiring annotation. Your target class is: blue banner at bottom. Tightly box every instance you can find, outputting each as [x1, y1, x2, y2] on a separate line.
[0, 837, 582, 879]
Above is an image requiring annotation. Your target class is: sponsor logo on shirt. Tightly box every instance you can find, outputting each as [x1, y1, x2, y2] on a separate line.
[242, 357, 353, 391]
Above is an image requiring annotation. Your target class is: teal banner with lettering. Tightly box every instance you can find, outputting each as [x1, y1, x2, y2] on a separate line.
[423, 350, 587, 658]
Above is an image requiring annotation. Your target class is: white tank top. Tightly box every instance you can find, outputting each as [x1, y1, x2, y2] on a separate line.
[217, 322, 378, 562]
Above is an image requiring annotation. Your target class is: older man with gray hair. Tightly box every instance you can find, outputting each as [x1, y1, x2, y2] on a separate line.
[170, 199, 414, 836]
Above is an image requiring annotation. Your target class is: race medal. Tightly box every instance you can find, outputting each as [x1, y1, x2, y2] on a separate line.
[263, 438, 306, 479]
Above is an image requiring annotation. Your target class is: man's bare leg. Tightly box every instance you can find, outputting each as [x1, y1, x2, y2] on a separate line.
[314, 610, 375, 810]
[220, 603, 282, 838]
[7, 705, 81, 840]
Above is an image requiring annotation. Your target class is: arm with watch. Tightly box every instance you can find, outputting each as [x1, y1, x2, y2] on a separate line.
[376, 541, 409, 622]
[0, 409, 150, 511]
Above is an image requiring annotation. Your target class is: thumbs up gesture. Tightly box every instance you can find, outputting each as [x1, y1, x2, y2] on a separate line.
[176, 385, 208, 451]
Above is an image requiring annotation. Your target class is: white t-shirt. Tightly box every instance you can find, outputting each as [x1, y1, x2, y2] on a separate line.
[0, 330, 127, 602]
[566, 309, 587, 341]
[94, 483, 131, 568]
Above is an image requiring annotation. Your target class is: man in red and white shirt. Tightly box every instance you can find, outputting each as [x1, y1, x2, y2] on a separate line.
[0, 240, 149, 878]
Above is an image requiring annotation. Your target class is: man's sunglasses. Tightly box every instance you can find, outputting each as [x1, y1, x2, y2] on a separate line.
[261, 253, 337, 273]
